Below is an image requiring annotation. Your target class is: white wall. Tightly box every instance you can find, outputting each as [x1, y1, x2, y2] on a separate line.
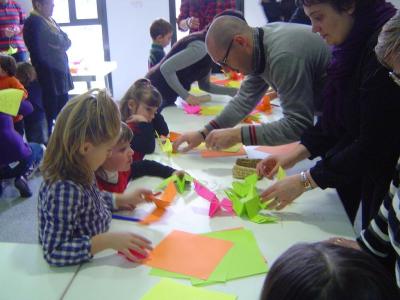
[244, 0, 267, 27]
[106, 0, 170, 99]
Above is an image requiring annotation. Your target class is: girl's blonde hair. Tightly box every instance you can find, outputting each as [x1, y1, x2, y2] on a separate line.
[41, 89, 121, 185]
[119, 78, 162, 121]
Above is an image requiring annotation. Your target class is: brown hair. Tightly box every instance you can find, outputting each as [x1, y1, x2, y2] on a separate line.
[118, 122, 134, 144]
[150, 18, 173, 40]
[119, 78, 162, 122]
[0, 54, 17, 76]
[41, 89, 121, 185]
[16, 62, 37, 87]
[296, 0, 377, 12]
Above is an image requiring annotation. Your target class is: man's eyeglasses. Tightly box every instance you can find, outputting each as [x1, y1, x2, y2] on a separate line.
[389, 71, 400, 87]
[218, 38, 234, 67]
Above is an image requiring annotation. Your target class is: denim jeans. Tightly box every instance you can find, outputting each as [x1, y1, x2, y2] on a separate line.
[0, 143, 43, 179]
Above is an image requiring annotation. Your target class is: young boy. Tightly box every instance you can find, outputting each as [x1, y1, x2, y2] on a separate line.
[148, 18, 173, 69]
[96, 122, 180, 194]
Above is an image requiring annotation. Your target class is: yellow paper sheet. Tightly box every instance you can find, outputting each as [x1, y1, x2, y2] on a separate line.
[0, 88, 24, 116]
[141, 279, 236, 300]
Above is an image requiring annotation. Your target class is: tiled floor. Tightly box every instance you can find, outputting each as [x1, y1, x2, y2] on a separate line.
[0, 176, 42, 244]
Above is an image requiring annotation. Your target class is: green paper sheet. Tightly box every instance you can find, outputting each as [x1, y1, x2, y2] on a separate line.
[157, 175, 177, 190]
[141, 279, 236, 300]
[157, 174, 193, 193]
[250, 214, 279, 224]
[0, 88, 24, 116]
[150, 228, 268, 287]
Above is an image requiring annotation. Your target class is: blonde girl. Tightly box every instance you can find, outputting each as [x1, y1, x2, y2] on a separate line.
[38, 89, 152, 266]
[119, 78, 169, 161]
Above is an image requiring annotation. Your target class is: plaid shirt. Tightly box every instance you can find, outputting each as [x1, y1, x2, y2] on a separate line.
[38, 179, 114, 266]
[177, 0, 237, 32]
[358, 161, 400, 287]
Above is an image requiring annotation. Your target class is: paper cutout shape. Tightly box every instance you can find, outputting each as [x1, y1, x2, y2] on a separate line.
[189, 86, 206, 96]
[155, 131, 173, 155]
[182, 102, 201, 115]
[140, 181, 177, 225]
[254, 142, 299, 155]
[0, 88, 24, 116]
[150, 228, 268, 287]
[201, 146, 246, 158]
[145, 230, 234, 280]
[276, 166, 286, 181]
[200, 105, 224, 116]
[243, 113, 261, 124]
[168, 131, 181, 142]
[226, 81, 241, 88]
[157, 173, 193, 194]
[193, 180, 234, 217]
[211, 78, 231, 86]
[225, 174, 278, 224]
[141, 279, 237, 300]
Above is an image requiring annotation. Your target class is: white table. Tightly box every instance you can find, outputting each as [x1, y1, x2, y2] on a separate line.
[0, 242, 79, 300]
[71, 61, 117, 91]
[64, 95, 355, 300]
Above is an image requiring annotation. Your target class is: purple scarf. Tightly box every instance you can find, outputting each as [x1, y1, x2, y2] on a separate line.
[322, 0, 396, 132]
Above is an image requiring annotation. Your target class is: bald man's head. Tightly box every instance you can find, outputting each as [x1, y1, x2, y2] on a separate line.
[206, 15, 254, 75]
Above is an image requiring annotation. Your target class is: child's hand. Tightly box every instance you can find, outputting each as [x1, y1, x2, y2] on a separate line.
[186, 94, 211, 105]
[126, 114, 148, 123]
[108, 232, 153, 262]
[116, 188, 153, 210]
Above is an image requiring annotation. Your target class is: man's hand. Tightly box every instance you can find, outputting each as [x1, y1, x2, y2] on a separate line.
[205, 128, 242, 150]
[173, 130, 205, 152]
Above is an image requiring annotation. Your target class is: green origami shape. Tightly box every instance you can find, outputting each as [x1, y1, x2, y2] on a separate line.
[157, 173, 193, 193]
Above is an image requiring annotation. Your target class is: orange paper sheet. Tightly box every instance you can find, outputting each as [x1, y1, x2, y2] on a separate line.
[145, 230, 234, 280]
[254, 142, 298, 155]
[140, 182, 177, 225]
[201, 147, 246, 158]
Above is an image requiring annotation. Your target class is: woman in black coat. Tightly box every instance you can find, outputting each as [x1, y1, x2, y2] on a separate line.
[23, 0, 73, 134]
[257, 0, 400, 229]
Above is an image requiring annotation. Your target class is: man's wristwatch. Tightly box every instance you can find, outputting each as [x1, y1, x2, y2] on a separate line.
[300, 171, 313, 191]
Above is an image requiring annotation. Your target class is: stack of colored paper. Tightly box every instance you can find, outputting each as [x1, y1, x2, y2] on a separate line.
[141, 279, 236, 300]
[146, 230, 234, 280]
[149, 228, 268, 286]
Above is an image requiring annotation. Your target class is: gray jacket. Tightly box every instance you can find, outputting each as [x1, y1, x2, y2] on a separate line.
[205, 22, 331, 145]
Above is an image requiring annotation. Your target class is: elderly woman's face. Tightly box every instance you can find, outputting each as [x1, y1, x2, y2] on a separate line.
[304, 2, 355, 46]
[36, 0, 54, 18]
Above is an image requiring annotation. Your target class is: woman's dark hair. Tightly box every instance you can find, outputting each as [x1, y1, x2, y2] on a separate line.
[296, 0, 377, 12]
[0, 54, 17, 76]
[261, 242, 399, 300]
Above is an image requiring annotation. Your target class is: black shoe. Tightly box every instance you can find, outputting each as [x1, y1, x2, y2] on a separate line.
[14, 176, 32, 198]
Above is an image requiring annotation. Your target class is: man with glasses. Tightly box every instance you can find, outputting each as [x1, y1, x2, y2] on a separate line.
[173, 15, 330, 152]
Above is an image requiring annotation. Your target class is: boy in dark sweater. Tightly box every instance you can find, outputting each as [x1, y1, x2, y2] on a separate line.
[148, 18, 173, 69]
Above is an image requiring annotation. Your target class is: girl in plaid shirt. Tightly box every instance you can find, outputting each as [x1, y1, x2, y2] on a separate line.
[38, 89, 153, 266]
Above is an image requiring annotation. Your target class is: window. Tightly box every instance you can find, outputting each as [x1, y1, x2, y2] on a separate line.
[52, 0, 112, 94]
